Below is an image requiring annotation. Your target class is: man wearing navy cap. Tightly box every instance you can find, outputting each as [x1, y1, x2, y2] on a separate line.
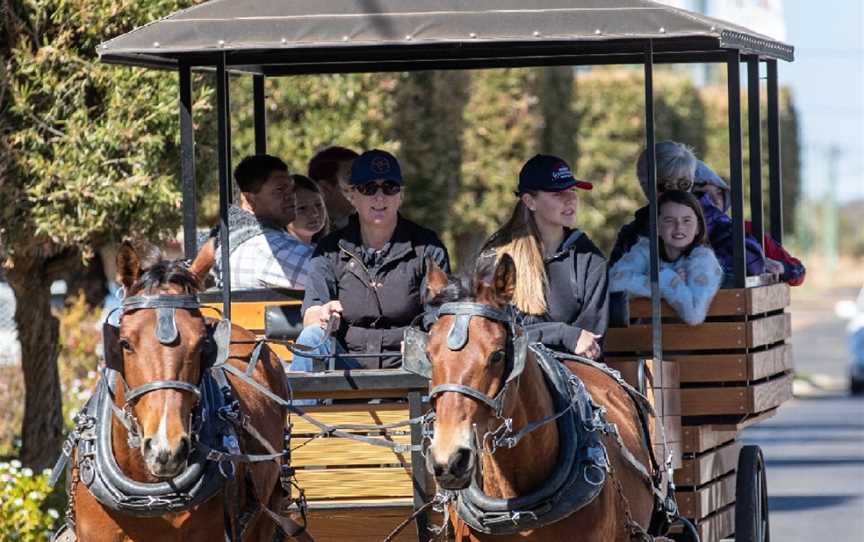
[293, 149, 450, 371]
[479, 153, 608, 359]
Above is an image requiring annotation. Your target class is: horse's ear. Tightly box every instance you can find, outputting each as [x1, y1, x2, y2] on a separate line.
[490, 253, 516, 306]
[189, 238, 216, 285]
[424, 257, 449, 303]
[116, 241, 140, 292]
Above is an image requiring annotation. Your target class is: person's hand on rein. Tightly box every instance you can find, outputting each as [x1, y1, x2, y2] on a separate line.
[319, 300, 343, 329]
[574, 330, 602, 360]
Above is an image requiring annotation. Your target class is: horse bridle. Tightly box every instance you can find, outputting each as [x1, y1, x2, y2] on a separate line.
[411, 302, 529, 418]
[105, 294, 206, 443]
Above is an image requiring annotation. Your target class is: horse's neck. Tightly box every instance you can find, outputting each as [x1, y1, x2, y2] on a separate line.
[479, 354, 559, 499]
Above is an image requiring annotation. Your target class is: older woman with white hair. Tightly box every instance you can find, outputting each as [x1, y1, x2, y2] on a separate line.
[609, 141, 698, 266]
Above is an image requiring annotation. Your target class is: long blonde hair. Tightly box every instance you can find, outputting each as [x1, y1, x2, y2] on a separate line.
[481, 198, 548, 315]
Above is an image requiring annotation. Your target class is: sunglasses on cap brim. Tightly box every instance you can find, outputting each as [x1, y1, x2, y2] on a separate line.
[353, 181, 402, 196]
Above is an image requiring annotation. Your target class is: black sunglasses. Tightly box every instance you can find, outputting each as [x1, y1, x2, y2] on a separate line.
[353, 181, 402, 196]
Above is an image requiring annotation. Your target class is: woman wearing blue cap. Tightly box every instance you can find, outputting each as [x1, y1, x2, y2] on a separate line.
[291, 149, 450, 372]
[479, 154, 608, 359]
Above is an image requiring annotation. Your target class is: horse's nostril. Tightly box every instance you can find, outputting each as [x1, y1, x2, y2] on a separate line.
[143, 438, 153, 455]
[177, 437, 191, 460]
[449, 448, 472, 476]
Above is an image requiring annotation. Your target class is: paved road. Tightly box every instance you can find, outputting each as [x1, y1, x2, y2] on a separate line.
[737, 286, 864, 541]
[741, 396, 864, 542]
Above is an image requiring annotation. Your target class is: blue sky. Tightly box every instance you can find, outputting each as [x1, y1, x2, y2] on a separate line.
[783, 1, 863, 203]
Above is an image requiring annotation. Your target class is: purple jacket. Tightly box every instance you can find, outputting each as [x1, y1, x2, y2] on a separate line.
[698, 193, 765, 276]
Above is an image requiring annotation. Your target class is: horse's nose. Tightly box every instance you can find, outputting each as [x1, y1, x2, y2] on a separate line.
[427, 446, 473, 489]
[142, 435, 191, 477]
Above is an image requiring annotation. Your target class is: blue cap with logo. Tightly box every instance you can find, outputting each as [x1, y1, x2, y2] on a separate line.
[517, 154, 592, 194]
[350, 149, 404, 186]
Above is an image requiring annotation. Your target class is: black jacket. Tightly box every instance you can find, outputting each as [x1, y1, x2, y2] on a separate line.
[505, 229, 609, 352]
[609, 206, 649, 267]
[301, 214, 450, 368]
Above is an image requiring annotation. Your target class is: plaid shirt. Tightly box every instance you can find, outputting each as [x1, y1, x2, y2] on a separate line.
[223, 230, 313, 290]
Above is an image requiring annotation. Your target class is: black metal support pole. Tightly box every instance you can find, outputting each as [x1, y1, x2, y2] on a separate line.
[216, 54, 232, 318]
[225, 69, 233, 204]
[767, 59, 783, 243]
[253, 75, 267, 154]
[408, 391, 430, 541]
[643, 41, 663, 364]
[179, 62, 197, 260]
[727, 50, 747, 288]
[747, 57, 764, 254]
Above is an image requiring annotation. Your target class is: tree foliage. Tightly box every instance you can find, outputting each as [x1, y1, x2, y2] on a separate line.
[0, 0, 203, 468]
[3, 0, 208, 256]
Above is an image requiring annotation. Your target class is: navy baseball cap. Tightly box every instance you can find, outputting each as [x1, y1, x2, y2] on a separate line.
[349, 149, 404, 186]
[517, 154, 593, 194]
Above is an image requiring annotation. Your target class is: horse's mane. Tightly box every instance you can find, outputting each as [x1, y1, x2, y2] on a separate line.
[425, 252, 498, 307]
[129, 261, 200, 296]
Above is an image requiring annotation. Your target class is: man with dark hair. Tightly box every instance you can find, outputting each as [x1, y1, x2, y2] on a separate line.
[211, 154, 313, 290]
[307, 146, 359, 230]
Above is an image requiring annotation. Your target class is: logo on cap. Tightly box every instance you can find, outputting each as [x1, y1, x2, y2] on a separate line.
[371, 157, 391, 174]
[552, 163, 573, 182]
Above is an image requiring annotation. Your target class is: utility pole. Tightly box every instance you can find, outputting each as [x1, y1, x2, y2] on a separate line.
[823, 144, 842, 272]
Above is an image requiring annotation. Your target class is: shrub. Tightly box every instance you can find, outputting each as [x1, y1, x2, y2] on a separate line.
[0, 461, 64, 540]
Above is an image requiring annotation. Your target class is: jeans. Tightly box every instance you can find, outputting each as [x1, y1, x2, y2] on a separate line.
[288, 326, 362, 405]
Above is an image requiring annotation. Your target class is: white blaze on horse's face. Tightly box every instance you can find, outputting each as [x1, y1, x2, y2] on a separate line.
[121, 301, 205, 479]
[426, 316, 508, 490]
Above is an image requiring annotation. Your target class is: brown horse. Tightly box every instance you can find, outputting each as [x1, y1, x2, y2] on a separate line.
[68, 243, 311, 541]
[423, 255, 667, 541]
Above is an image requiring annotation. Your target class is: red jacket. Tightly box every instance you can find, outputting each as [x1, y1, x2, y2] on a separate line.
[745, 222, 806, 286]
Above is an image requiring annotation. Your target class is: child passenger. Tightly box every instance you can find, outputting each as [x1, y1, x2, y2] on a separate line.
[610, 190, 723, 325]
[287, 174, 329, 247]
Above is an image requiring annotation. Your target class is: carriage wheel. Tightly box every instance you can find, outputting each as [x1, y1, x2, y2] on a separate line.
[735, 445, 770, 542]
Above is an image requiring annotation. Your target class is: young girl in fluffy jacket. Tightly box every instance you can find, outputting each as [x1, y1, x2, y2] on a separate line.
[610, 190, 722, 325]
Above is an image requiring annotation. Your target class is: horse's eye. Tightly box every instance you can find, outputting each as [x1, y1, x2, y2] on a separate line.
[488, 350, 506, 364]
[119, 338, 134, 353]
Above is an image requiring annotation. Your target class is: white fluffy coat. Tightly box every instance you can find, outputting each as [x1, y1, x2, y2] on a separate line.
[609, 237, 723, 325]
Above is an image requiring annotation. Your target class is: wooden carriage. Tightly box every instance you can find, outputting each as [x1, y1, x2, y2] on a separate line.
[100, 1, 796, 540]
[201, 292, 435, 542]
[606, 278, 793, 541]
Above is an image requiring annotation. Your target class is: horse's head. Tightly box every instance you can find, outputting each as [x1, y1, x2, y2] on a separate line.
[112, 242, 214, 478]
[424, 254, 519, 490]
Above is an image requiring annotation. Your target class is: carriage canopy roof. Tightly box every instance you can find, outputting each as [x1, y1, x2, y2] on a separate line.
[97, 0, 794, 74]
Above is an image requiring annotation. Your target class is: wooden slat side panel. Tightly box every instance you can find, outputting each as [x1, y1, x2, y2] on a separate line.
[681, 426, 737, 454]
[306, 506, 426, 542]
[297, 467, 414, 499]
[655, 416, 682, 449]
[628, 289, 747, 318]
[653, 388, 682, 418]
[695, 504, 735, 542]
[290, 405, 412, 435]
[676, 472, 736, 519]
[674, 441, 741, 487]
[674, 354, 748, 383]
[607, 322, 747, 352]
[604, 359, 680, 389]
[292, 435, 412, 467]
[616, 345, 791, 385]
[749, 343, 793, 380]
[681, 386, 748, 417]
[750, 372, 794, 412]
[746, 282, 790, 314]
[746, 313, 791, 348]
[654, 440, 684, 471]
